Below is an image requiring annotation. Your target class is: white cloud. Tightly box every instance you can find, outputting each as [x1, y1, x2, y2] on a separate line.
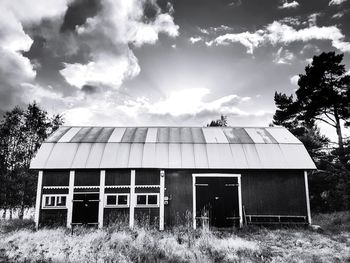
[228, 0, 242, 7]
[209, 20, 350, 54]
[199, 28, 210, 35]
[20, 83, 63, 103]
[63, 107, 95, 126]
[128, 13, 179, 47]
[211, 25, 233, 32]
[61, 52, 140, 88]
[265, 21, 346, 45]
[278, 0, 299, 9]
[305, 58, 313, 63]
[4, 0, 71, 23]
[273, 47, 295, 64]
[0, 0, 71, 52]
[300, 43, 320, 54]
[307, 13, 319, 26]
[329, 0, 348, 5]
[332, 12, 344, 19]
[278, 17, 301, 26]
[0, 0, 71, 110]
[290, 75, 300, 85]
[207, 30, 265, 54]
[60, 0, 179, 89]
[189, 36, 203, 44]
[117, 88, 252, 118]
[54, 87, 268, 127]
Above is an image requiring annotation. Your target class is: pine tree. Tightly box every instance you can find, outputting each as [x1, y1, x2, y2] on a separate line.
[273, 52, 350, 212]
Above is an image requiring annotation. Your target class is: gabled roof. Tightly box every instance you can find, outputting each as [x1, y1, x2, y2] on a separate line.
[30, 126, 316, 170]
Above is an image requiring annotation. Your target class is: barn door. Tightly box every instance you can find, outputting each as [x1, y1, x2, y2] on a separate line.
[72, 193, 99, 225]
[195, 176, 240, 228]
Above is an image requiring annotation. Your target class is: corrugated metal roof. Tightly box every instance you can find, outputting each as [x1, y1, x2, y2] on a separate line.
[30, 126, 316, 170]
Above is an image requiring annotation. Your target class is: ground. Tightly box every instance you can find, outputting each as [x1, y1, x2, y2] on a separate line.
[0, 212, 349, 263]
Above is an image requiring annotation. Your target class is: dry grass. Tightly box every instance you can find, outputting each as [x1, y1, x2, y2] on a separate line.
[0, 212, 349, 263]
[312, 211, 350, 233]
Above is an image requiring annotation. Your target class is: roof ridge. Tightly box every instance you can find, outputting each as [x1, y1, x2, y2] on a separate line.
[59, 125, 286, 129]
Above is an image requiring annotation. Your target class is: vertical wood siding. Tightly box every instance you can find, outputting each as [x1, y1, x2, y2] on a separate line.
[241, 170, 306, 216]
[43, 170, 69, 186]
[105, 169, 130, 185]
[135, 169, 160, 185]
[164, 169, 307, 227]
[74, 170, 100, 186]
[38, 168, 308, 227]
[40, 210, 67, 227]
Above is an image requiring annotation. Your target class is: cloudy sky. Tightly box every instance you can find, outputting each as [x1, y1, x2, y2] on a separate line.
[1, 0, 350, 135]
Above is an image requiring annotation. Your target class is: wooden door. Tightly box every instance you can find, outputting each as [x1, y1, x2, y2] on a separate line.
[72, 193, 99, 224]
[195, 177, 239, 228]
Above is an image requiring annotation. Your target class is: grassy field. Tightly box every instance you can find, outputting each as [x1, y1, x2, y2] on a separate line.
[0, 212, 349, 263]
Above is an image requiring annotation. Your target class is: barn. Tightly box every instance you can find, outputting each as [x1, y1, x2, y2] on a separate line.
[30, 126, 316, 230]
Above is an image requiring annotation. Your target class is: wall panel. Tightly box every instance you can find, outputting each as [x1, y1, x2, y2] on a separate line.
[241, 170, 307, 216]
[105, 169, 130, 185]
[40, 209, 67, 227]
[75, 170, 100, 186]
[43, 170, 69, 186]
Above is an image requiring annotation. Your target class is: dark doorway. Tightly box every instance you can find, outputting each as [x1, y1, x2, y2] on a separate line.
[72, 193, 99, 225]
[195, 176, 240, 228]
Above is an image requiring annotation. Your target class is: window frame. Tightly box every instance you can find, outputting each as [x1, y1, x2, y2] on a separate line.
[135, 193, 159, 208]
[105, 193, 130, 208]
[42, 194, 68, 209]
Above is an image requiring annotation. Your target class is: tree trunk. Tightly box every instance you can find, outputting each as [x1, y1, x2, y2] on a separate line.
[2, 208, 6, 219]
[19, 180, 27, 220]
[334, 106, 345, 163]
[9, 208, 12, 220]
[19, 204, 24, 220]
[334, 110, 343, 149]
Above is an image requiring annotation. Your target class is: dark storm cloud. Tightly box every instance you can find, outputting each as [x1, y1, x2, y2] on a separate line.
[23, 34, 77, 97]
[81, 85, 99, 94]
[60, 0, 102, 32]
[142, 1, 160, 22]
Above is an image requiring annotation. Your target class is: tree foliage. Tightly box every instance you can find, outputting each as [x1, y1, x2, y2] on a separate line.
[0, 102, 63, 218]
[273, 52, 350, 212]
[207, 115, 228, 127]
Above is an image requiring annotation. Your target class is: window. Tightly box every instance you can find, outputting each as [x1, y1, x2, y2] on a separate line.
[42, 195, 67, 209]
[56, 196, 67, 206]
[135, 194, 159, 207]
[136, 195, 146, 205]
[148, 195, 158, 205]
[106, 195, 117, 206]
[118, 195, 128, 205]
[105, 194, 129, 207]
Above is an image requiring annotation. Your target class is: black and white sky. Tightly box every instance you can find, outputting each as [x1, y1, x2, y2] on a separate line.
[1, 0, 350, 133]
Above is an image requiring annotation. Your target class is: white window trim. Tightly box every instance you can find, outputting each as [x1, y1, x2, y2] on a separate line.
[135, 193, 160, 208]
[42, 194, 68, 209]
[105, 193, 130, 208]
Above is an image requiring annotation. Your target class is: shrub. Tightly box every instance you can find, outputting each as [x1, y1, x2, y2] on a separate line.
[312, 211, 350, 233]
[0, 219, 35, 234]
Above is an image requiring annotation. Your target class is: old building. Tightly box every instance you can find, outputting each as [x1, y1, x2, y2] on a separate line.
[30, 126, 316, 229]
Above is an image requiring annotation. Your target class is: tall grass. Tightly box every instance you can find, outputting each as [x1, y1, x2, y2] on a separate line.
[0, 227, 264, 262]
[0, 212, 349, 263]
